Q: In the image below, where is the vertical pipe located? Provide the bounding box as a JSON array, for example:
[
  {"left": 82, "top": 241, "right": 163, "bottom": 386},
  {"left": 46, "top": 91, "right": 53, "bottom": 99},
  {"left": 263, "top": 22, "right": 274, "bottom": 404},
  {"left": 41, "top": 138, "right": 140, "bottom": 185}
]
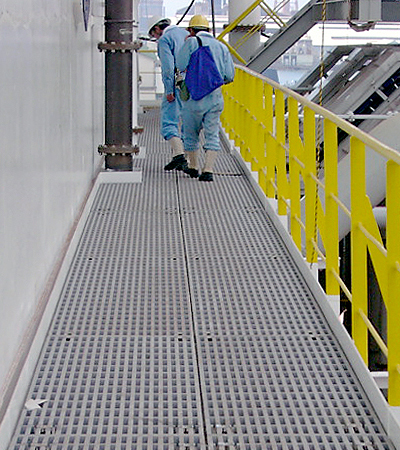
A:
[
  {"left": 132, "top": 0, "right": 139, "bottom": 150},
  {"left": 104, "top": 0, "right": 133, "bottom": 170}
]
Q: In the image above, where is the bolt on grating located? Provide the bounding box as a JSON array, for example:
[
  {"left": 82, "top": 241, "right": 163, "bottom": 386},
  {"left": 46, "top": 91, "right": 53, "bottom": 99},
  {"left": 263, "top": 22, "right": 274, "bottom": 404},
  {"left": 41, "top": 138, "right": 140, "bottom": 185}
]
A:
[{"left": 7, "top": 108, "right": 396, "bottom": 450}]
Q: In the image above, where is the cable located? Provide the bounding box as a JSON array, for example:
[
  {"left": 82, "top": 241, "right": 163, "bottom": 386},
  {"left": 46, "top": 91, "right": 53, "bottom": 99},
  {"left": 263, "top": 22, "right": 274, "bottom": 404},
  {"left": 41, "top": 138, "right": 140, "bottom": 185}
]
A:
[
  {"left": 176, "top": 0, "right": 196, "bottom": 25},
  {"left": 210, "top": 0, "right": 216, "bottom": 36},
  {"left": 176, "top": 0, "right": 216, "bottom": 35}
]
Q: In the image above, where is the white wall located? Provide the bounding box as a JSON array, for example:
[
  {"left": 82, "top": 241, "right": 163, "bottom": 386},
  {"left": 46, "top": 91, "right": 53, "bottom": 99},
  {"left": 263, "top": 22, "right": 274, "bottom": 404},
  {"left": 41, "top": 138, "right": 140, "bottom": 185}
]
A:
[
  {"left": 138, "top": 51, "right": 163, "bottom": 105},
  {"left": 0, "top": 0, "right": 104, "bottom": 440}
]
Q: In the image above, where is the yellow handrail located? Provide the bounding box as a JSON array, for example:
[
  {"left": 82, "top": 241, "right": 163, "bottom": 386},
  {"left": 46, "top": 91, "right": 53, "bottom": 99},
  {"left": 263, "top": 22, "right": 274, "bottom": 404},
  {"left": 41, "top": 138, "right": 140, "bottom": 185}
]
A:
[{"left": 221, "top": 65, "right": 400, "bottom": 406}]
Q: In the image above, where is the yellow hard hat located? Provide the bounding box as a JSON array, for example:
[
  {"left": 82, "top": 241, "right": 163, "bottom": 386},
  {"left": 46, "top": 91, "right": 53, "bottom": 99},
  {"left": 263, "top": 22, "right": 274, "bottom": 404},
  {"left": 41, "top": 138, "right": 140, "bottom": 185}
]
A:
[{"left": 188, "top": 15, "right": 209, "bottom": 30}]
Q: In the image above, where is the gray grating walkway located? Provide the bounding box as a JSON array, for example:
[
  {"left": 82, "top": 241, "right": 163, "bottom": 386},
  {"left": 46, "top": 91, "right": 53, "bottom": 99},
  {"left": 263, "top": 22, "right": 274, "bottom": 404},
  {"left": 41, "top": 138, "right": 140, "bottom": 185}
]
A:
[{"left": 9, "top": 108, "right": 395, "bottom": 449}]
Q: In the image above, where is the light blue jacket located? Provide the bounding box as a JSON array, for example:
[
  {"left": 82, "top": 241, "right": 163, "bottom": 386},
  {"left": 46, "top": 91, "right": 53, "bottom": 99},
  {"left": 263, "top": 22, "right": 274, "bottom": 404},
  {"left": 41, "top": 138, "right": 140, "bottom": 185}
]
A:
[
  {"left": 157, "top": 25, "right": 188, "bottom": 95},
  {"left": 176, "top": 31, "right": 235, "bottom": 87}
]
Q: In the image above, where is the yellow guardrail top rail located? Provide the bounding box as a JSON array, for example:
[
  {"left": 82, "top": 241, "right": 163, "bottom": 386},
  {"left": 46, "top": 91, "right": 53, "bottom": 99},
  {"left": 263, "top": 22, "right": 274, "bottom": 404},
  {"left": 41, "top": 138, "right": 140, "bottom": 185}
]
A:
[{"left": 221, "top": 65, "right": 400, "bottom": 406}]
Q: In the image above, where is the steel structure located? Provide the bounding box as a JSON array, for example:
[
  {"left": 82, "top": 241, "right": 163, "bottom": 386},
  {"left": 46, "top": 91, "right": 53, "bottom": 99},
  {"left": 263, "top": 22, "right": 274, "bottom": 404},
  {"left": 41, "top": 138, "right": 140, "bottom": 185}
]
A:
[{"left": 246, "top": 0, "right": 400, "bottom": 73}]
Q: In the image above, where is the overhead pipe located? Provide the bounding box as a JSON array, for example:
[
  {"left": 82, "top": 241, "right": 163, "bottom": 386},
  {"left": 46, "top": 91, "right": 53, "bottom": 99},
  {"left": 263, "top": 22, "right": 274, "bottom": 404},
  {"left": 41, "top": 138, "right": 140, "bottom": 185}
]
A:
[{"left": 98, "top": 0, "right": 141, "bottom": 170}]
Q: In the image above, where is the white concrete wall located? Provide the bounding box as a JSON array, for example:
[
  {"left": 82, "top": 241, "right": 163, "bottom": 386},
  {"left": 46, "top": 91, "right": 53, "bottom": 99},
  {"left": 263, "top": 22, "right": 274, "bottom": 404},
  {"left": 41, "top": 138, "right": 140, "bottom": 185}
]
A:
[{"left": 0, "top": 0, "right": 104, "bottom": 440}]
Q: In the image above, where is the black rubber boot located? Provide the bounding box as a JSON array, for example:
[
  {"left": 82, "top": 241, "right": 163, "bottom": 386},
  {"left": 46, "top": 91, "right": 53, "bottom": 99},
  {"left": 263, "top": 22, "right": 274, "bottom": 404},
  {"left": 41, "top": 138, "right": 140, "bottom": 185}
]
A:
[
  {"left": 164, "top": 154, "right": 188, "bottom": 171},
  {"left": 184, "top": 168, "right": 199, "bottom": 178},
  {"left": 199, "top": 172, "right": 213, "bottom": 182}
]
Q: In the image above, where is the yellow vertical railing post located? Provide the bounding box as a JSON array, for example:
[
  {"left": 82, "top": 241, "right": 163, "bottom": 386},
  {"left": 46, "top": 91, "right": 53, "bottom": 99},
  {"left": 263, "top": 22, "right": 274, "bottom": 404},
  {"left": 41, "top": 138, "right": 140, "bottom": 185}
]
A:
[
  {"left": 248, "top": 75, "right": 264, "bottom": 173},
  {"left": 276, "top": 90, "right": 288, "bottom": 218},
  {"left": 350, "top": 137, "right": 368, "bottom": 364},
  {"left": 288, "top": 96, "right": 301, "bottom": 250},
  {"left": 239, "top": 105, "right": 247, "bottom": 158},
  {"left": 247, "top": 73, "right": 256, "bottom": 168},
  {"left": 256, "top": 122, "right": 266, "bottom": 184},
  {"left": 258, "top": 125, "right": 267, "bottom": 194},
  {"left": 254, "top": 77, "right": 264, "bottom": 176},
  {"left": 235, "top": 70, "right": 245, "bottom": 151},
  {"left": 231, "top": 72, "right": 241, "bottom": 147},
  {"left": 264, "top": 83, "right": 275, "bottom": 198},
  {"left": 235, "top": 100, "right": 242, "bottom": 148},
  {"left": 241, "top": 73, "right": 251, "bottom": 162},
  {"left": 387, "top": 160, "right": 400, "bottom": 405},
  {"left": 221, "top": 83, "right": 233, "bottom": 138},
  {"left": 304, "top": 106, "right": 317, "bottom": 263},
  {"left": 324, "top": 119, "right": 340, "bottom": 298},
  {"left": 246, "top": 71, "right": 254, "bottom": 164}
]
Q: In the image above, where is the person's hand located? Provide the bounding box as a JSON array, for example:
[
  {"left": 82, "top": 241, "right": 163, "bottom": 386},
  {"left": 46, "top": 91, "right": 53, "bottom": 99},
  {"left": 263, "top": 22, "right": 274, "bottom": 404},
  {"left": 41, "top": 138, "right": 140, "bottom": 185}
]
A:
[{"left": 166, "top": 93, "right": 175, "bottom": 102}]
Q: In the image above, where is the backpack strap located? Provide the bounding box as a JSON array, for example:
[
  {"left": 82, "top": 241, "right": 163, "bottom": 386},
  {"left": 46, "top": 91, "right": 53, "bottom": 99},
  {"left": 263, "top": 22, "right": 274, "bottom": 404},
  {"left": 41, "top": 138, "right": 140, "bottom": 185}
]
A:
[{"left": 195, "top": 36, "right": 203, "bottom": 47}]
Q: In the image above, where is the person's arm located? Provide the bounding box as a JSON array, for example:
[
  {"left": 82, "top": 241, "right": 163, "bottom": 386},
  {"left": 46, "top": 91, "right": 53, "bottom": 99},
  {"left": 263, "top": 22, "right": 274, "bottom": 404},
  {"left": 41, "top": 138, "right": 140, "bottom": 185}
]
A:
[{"left": 158, "top": 37, "right": 175, "bottom": 97}]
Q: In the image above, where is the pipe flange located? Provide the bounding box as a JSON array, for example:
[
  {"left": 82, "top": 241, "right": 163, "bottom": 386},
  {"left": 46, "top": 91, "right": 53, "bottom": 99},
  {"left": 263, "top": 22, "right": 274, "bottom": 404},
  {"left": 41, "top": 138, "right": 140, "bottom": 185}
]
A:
[
  {"left": 98, "top": 144, "right": 140, "bottom": 155},
  {"left": 98, "top": 41, "right": 143, "bottom": 52}
]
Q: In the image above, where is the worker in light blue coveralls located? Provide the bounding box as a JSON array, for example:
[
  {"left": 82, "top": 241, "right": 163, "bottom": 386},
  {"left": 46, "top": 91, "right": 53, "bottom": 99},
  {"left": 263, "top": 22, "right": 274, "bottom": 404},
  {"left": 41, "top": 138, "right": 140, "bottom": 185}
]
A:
[
  {"left": 176, "top": 15, "right": 235, "bottom": 182},
  {"left": 148, "top": 17, "right": 189, "bottom": 171}
]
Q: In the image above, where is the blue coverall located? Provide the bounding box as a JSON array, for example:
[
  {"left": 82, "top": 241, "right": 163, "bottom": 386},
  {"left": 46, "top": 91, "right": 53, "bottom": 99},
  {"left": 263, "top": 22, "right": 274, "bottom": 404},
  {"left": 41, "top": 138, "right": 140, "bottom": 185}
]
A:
[
  {"left": 157, "top": 25, "right": 188, "bottom": 141},
  {"left": 176, "top": 31, "right": 235, "bottom": 153}
]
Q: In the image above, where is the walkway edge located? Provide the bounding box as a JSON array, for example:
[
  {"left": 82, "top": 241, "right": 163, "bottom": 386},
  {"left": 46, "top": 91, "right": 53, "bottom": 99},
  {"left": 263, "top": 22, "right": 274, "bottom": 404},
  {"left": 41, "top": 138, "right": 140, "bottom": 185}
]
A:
[{"left": 0, "top": 163, "right": 103, "bottom": 450}]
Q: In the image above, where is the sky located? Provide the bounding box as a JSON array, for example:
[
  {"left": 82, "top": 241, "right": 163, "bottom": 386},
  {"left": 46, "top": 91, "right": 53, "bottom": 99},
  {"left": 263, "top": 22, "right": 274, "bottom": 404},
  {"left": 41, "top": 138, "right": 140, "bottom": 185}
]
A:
[{"left": 165, "top": 0, "right": 309, "bottom": 17}]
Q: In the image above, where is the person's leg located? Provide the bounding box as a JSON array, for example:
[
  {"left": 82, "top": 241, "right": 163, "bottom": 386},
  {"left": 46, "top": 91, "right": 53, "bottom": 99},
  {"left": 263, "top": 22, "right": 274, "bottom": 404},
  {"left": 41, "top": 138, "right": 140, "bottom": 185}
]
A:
[
  {"left": 161, "top": 96, "right": 187, "bottom": 171},
  {"left": 184, "top": 150, "right": 199, "bottom": 178},
  {"left": 160, "top": 95, "right": 182, "bottom": 141},
  {"left": 181, "top": 101, "right": 204, "bottom": 178},
  {"left": 199, "top": 92, "right": 224, "bottom": 182},
  {"left": 164, "top": 135, "right": 187, "bottom": 171},
  {"left": 181, "top": 100, "right": 203, "bottom": 153}
]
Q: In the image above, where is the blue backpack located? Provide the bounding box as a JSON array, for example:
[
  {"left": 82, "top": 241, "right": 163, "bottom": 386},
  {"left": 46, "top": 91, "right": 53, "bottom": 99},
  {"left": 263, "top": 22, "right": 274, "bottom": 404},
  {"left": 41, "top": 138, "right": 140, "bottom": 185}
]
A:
[{"left": 184, "top": 36, "right": 224, "bottom": 101}]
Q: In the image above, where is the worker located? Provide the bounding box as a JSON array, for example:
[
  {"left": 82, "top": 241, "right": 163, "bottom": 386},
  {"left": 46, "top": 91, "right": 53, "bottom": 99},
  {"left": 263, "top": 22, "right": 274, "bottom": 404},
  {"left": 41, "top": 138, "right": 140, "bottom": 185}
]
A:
[
  {"left": 148, "top": 16, "right": 189, "bottom": 171},
  {"left": 176, "top": 15, "right": 235, "bottom": 182}
]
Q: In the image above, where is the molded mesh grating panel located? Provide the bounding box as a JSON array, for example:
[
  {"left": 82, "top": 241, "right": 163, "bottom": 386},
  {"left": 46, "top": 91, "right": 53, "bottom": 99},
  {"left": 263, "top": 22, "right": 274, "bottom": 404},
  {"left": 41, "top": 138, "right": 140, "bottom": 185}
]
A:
[{"left": 8, "top": 108, "right": 395, "bottom": 450}]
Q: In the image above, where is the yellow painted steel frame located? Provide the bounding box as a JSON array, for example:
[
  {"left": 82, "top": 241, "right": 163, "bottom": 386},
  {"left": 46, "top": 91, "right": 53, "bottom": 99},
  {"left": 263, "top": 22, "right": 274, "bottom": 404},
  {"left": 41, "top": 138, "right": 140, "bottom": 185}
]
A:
[
  {"left": 216, "top": 0, "right": 287, "bottom": 65},
  {"left": 221, "top": 66, "right": 400, "bottom": 405}
]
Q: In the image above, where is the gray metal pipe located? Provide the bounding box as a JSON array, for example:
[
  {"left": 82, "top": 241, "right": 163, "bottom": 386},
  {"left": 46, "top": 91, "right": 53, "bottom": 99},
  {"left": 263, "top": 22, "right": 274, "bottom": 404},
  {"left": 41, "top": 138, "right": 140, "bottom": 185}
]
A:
[{"left": 103, "top": 0, "right": 133, "bottom": 170}]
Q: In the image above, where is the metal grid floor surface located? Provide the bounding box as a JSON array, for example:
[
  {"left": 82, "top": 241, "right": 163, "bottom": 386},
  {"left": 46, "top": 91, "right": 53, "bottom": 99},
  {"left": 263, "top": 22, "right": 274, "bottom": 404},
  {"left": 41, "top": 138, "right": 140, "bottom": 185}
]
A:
[{"left": 9, "top": 109, "right": 395, "bottom": 450}]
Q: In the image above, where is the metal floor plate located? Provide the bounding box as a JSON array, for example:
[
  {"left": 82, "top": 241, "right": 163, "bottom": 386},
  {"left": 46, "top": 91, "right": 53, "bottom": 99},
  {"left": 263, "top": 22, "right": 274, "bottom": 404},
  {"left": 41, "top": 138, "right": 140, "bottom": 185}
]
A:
[{"left": 8, "top": 109, "right": 395, "bottom": 450}]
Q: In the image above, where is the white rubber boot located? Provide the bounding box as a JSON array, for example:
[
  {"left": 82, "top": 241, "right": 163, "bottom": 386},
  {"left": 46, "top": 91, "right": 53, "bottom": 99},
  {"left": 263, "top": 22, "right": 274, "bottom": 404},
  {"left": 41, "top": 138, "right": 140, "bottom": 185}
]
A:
[
  {"left": 184, "top": 151, "right": 199, "bottom": 178},
  {"left": 169, "top": 136, "right": 184, "bottom": 157},
  {"left": 203, "top": 150, "right": 218, "bottom": 172},
  {"left": 200, "top": 150, "right": 218, "bottom": 182},
  {"left": 164, "top": 137, "right": 187, "bottom": 171},
  {"left": 185, "top": 150, "right": 199, "bottom": 169}
]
